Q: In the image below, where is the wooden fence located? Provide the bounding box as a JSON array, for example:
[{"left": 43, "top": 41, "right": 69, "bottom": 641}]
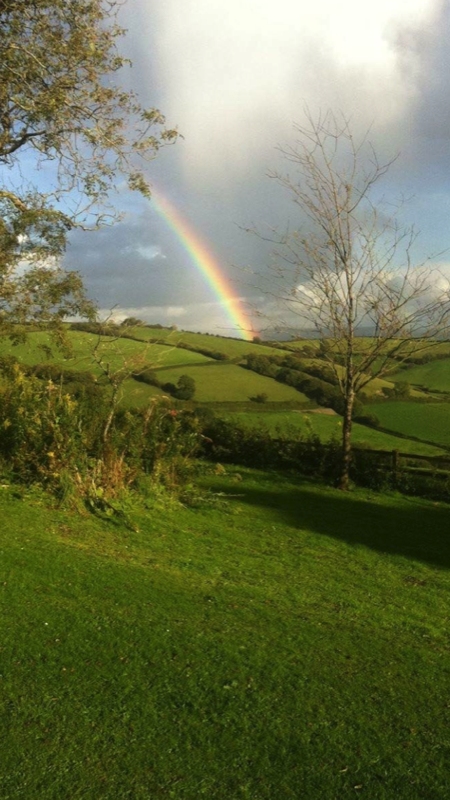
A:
[{"left": 354, "top": 448, "right": 450, "bottom": 482}]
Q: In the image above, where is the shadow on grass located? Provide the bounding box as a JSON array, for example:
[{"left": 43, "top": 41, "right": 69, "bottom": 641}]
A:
[{"left": 217, "top": 479, "right": 450, "bottom": 569}]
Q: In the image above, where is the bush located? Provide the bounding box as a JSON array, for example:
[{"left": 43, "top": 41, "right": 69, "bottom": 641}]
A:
[
  {"left": 249, "top": 392, "right": 268, "bottom": 403},
  {"left": 174, "top": 375, "right": 196, "bottom": 400},
  {"left": 132, "top": 368, "right": 161, "bottom": 387},
  {"left": 382, "top": 381, "right": 411, "bottom": 400},
  {"left": 162, "top": 382, "right": 177, "bottom": 395},
  {"left": 0, "top": 366, "right": 202, "bottom": 509},
  {"left": 353, "top": 412, "right": 380, "bottom": 428},
  {"left": 200, "top": 416, "right": 342, "bottom": 481}
]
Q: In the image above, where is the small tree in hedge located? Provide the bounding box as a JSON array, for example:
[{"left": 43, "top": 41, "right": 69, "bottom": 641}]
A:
[{"left": 175, "top": 375, "right": 196, "bottom": 401}]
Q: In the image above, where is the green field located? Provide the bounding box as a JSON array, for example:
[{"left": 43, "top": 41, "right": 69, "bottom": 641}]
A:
[
  {"left": 366, "top": 402, "right": 450, "bottom": 447},
  {"left": 0, "top": 331, "right": 213, "bottom": 374},
  {"left": 390, "top": 359, "right": 450, "bottom": 392},
  {"left": 124, "top": 327, "right": 288, "bottom": 358},
  {"left": 154, "top": 363, "right": 308, "bottom": 403},
  {"left": 223, "top": 410, "right": 445, "bottom": 456},
  {"left": 2, "top": 468, "right": 450, "bottom": 798}
]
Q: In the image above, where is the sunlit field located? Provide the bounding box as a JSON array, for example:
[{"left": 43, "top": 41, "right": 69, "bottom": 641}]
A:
[
  {"left": 223, "top": 410, "right": 445, "bottom": 456},
  {"left": 0, "top": 331, "right": 213, "bottom": 373},
  {"left": 2, "top": 468, "right": 450, "bottom": 799},
  {"left": 153, "top": 363, "right": 308, "bottom": 403},
  {"left": 390, "top": 359, "right": 450, "bottom": 392},
  {"left": 365, "top": 402, "right": 450, "bottom": 448}
]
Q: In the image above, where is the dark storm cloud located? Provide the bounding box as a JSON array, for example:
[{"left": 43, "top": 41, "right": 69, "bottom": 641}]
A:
[{"left": 64, "top": 212, "right": 210, "bottom": 311}]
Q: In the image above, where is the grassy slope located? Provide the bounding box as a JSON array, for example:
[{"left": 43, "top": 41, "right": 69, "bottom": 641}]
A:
[
  {"left": 223, "top": 410, "right": 445, "bottom": 456},
  {"left": 125, "top": 328, "right": 288, "bottom": 358},
  {"left": 297, "top": 357, "right": 427, "bottom": 399},
  {"left": 0, "top": 332, "right": 213, "bottom": 374},
  {"left": 1, "top": 470, "right": 450, "bottom": 799},
  {"left": 155, "top": 364, "right": 308, "bottom": 403},
  {"left": 366, "top": 402, "right": 450, "bottom": 448},
  {"left": 390, "top": 359, "right": 450, "bottom": 392}
]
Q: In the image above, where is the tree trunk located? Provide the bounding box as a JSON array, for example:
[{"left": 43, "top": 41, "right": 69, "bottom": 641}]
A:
[{"left": 339, "top": 389, "right": 354, "bottom": 490}]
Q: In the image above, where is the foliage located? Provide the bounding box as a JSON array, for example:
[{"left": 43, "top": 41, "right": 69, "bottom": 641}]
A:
[
  {"left": 174, "top": 374, "right": 196, "bottom": 400},
  {"left": 132, "top": 367, "right": 161, "bottom": 388},
  {"left": 353, "top": 411, "right": 380, "bottom": 428},
  {"left": 120, "top": 317, "right": 145, "bottom": 328},
  {"left": 0, "top": 366, "right": 201, "bottom": 509},
  {"left": 382, "top": 381, "right": 411, "bottom": 400},
  {"left": 175, "top": 341, "right": 230, "bottom": 361},
  {"left": 162, "top": 381, "right": 177, "bottom": 395},
  {"left": 201, "top": 416, "right": 342, "bottom": 482},
  {"left": 249, "top": 392, "right": 268, "bottom": 403},
  {"left": 0, "top": 0, "right": 177, "bottom": 338},
  {"left": 201, "top": 413, "right": 450, "bottom": 500}
]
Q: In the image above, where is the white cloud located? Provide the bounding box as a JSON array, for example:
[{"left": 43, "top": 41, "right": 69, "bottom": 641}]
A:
[
  {"left": 145, "top": 0, "right": 441, "bottom": 183},
  {"left": 136, "top": 245, "right": 165, "bottom": 260}
]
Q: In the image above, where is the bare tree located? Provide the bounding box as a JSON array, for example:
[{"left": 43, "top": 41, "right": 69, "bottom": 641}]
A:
[{"left": 251, "top": 110, "right": 450, "bottom": 489}]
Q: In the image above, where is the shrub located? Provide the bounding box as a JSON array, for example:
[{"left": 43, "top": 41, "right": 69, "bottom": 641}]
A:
[
  {"left": 382, "top": 381, "right": 411, "bottom": 400},
  {"left": 162, "top": 382, "right": 177, "bottom": 394},
  {"left": 120, "top": 317, "right": 144, "bottom": 327},
  {"left": 250, "top": 392, "right": 268, "bottom": 403},
  {"left": 0, "top": 367, "right": 201, "bottom": 510},
  {"left": 200, "top": 416, "right": 342, "bottom": 482},
  {"left": 353, "top": 412, "right": 380, "bottom": 427},
  {"left": 132, "top": 368, "right": 161, "bottom": 387},
  {"left": 174, "top": 374, "right": 196, "bottom": 400},
  {"left": 394, "top": 381, "right": 411, "bottom": 399}
]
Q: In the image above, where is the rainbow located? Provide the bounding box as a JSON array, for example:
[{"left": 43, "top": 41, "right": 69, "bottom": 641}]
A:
[{"left": 150, "top": 191, "right": 254, "bottom": 340}]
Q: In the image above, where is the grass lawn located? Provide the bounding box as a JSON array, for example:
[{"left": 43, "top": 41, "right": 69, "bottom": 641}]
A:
[
  {"left": 155, "top": 364, "right": 308, "bottom": 403},
  {"left": 223, "top": 410, "right": 445, "bottom": 456},
  {"left": 0, "top": 332, "right": 213, "bottom": 374},
  {"left": 390, "top": 359, "right": 450, "bottom": 392},
  {"left": 1, "top": 469, "right": 450, "bottom": 798},
  {"left": 366, "top": 402, "right": 450, "bottom": 448}
]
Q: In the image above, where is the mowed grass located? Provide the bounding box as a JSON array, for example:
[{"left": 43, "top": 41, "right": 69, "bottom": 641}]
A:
[
  {"left": 0, "top": 332, "right": 213, "bottom": 374},
  {"left": 390, "top": 359, "right": 450, "bottom": 392},
  {"left": 366, "top": 402, "right": 450, "bottom": 447},
  {"left": 223, "top": 410, "right": 445, "bottom": 456},
  {"left": 155, "top": 364, "right": 308, "bottom": 403},
  {"left": 2, "top": 469, "right": 450, "bottom": 798},
  {"left": 125, "top": 327, "right": 287, "bottom": 358}
]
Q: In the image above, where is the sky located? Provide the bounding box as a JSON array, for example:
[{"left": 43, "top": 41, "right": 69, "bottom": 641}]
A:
[{"left": 62, "top": 0, "right": 450, "bottom": 338}]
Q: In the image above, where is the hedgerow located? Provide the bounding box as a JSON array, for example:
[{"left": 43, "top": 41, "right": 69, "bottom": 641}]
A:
[{"left": 0, "top": 365, "right": 201, "bottom": 512}]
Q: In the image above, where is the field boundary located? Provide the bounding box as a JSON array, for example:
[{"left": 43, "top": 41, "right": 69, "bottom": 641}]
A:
[{"left": 356, "top": 447, "right": 450, "bottom": 480}]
